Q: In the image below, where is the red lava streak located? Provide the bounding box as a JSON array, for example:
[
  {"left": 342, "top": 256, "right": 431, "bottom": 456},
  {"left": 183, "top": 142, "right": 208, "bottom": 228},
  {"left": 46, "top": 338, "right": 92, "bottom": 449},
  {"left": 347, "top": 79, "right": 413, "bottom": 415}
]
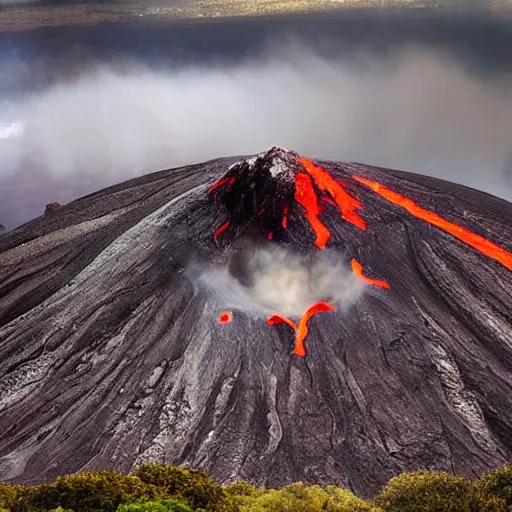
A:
[
  {"left": 294, "top": 173, "right": 331, "bottom": 249},
  {"left": 351, "top": 259, "right": 391, "bottom": 289},
  {"left": 214, "top": 221, "right": 230, "bottom": 242},
  {"left": 299, "top": 157, "right": 366, "bottom": 231},
  {"left": 208, "top": 176, "right": 236, "bottom": 193},
  {"left": 282, "top": 204, "right": 289, "bottom": 229},
  {"left": 353, "top": 176, "right": 512, "bottom": 271},
  {"left": 267, "top": 301, "right": 336, "bottom": 357},
  {"left": 208, "top": 176, "right": 228, "bottom": 193},
  {"left": 218, "top": 311, "right": 233, "bottom": 324}
]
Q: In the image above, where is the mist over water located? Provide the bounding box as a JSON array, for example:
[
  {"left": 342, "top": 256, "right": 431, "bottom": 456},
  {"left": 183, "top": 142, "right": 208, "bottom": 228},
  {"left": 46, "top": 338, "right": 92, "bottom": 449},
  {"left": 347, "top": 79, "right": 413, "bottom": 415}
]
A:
[{"left": 1, "top": 16, "right": 512, "bottom": 228}]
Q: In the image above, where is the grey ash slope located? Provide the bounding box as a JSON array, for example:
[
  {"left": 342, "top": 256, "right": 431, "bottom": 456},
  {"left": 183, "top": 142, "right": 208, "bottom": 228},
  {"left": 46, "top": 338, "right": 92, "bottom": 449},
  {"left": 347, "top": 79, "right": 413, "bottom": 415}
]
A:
[{"left": 0, "top": 148, "right": 511, "bottom": 497}]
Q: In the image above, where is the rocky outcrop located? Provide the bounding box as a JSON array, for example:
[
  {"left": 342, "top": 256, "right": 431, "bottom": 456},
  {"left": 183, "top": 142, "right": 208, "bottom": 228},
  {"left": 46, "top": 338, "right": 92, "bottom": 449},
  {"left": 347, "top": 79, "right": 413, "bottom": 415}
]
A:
[
  {"left": 44, "top": 202, "right": 62, "bottom": 215},
  {"left": 0, "top": 148, "right": 511, "bottom": 496}
]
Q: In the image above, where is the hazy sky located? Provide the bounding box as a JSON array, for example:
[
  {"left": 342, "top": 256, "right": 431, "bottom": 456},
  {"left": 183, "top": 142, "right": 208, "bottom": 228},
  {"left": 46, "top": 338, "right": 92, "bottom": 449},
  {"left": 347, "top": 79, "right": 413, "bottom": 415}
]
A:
[{"left": 0, "top": 13, "right": 511, "bottom": 228}]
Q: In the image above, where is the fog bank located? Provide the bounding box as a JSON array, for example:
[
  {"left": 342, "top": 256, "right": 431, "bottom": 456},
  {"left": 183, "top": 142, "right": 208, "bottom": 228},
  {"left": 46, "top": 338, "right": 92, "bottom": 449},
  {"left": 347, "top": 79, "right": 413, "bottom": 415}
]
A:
[{"left": 1, "top": 43, "right": 511, "bottom": 227}]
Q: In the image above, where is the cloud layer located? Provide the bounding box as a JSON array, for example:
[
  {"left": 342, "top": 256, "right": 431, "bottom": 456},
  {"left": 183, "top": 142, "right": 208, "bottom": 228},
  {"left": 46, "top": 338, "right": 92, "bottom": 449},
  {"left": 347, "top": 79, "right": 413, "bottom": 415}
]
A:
[{"left": 1, "top": 42, "right": 511, "bottom": 227}]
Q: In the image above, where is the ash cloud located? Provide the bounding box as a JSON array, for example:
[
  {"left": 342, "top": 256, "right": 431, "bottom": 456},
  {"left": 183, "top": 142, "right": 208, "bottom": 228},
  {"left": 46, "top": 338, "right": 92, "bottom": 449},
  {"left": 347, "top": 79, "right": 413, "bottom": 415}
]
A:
[
  {"left": 1, "top": 42, "right": 512, "bottom": 227},
  {"left": 193, "top": 247, "right": 365, "bottom": 317}
]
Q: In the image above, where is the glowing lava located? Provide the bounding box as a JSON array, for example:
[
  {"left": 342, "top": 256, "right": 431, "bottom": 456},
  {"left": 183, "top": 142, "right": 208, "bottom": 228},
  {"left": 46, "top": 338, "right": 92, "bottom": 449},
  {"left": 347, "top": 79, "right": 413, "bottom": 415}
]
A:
[
  {"left": 208, "top": 176, "right": 235, "bottom": 194},
  {"left": 299, "top": 157, "right": 366, "bottom": 231},
  {"left": 354, "top": 176, "right": 512, "bottom": 271},
  {"left": 267, "top": 301, "right": 336, "bottom": 357},
  {"left": 214, "top": 221, "right": 230, "bottom": 242},
  {"left": 294, "top": 173, "right": 331, "bottom": 249},
  {"left": 218, "top": 311, "right": 233, "bottom": 324},
  {"left": 351, "top": 258, "right": 390, "bottom": 289},
  {"left": 282, "top": 204, "right": 289, "bottom": 229}
]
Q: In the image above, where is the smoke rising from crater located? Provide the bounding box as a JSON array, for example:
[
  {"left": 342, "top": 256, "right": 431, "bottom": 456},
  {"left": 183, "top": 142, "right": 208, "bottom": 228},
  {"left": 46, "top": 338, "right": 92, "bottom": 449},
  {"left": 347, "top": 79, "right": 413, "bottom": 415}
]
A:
[
  {"left": 1, "top": 42, "right": 512, "bottom": 228},
  {"left": 194, "top": 246, "right": 365, "bottom": 317}
]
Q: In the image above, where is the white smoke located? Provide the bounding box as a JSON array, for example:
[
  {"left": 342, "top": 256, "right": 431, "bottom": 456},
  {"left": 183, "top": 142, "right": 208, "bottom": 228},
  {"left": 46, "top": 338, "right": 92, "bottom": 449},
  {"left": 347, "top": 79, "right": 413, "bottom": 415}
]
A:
[
  {"left": 194, "top": 246, "right": 365, "bottom": 317},
  {"left": 1, "top": 43, "right": 512, "bottom": 227}
]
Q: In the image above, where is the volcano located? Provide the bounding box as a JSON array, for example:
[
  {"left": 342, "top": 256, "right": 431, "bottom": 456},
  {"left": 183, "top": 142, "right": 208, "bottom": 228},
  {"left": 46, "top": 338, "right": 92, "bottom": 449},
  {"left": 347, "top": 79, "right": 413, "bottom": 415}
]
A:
[{"left": 0, "top": 147, "right": 511, "bottom": 497}]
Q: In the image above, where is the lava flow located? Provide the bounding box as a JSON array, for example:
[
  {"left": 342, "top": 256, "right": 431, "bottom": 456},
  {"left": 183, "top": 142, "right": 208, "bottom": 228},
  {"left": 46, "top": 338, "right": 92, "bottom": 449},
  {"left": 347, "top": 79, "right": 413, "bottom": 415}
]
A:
[
  {"left": 294, "top": 173, "right": 331, "bottom": 249},
  {"left": 282, "top": 204, "right": 289, "bottom": 229},
  {"left": 218, "top": 311, "right": 233, "bottom": 324},
  {"left": 351, "top": 258, "right": 390, "bottom": 289},
  {"left": 293, "top": 158, "right": 367, "bottom": 249},
  {"left": 299, "top": 157, "right": 366, "bottom": 231},
  {"left": 214, "top": 221, "right": 230, "bottom": 243},
  {"left": 208, "top": 176, "right": 236, "bottom": 194},
  {"left": 267, "top": 301, "right": 336, "bottom": 357},
  {"left": 354, "top": 176, "right": 512, "bottom": 271}
]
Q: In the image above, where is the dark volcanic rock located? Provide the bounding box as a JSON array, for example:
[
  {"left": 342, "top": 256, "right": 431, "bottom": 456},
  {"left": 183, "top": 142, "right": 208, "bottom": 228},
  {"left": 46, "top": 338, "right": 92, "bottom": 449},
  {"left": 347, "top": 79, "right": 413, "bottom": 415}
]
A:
[
  {"left": 0, "top": 148, "right": 511, "bottom": 496},
  {"left": 44, "top": 202, "right": 62, "bottom": 215}
]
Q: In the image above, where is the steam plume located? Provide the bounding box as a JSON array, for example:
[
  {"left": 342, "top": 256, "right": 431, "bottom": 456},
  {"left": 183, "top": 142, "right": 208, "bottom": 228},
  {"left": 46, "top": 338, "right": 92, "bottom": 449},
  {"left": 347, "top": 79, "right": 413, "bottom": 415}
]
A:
[{"left": 194, "top": 246, "right": 365, "bottom": 317}]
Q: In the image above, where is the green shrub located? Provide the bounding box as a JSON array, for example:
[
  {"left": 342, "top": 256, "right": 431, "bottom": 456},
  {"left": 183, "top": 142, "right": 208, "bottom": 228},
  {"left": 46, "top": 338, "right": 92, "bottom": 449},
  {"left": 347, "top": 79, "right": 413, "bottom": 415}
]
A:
[
  {"left": 116, "top": 499, "right": 193, "bottom": 512},
  {"left": 479, "top": 465, "right": 512, "bottom": 509},
  {"left": 373, "top": 470, "right": 507, "bottom": 512},
  {"left": 227, "top": 482, "right": 379, "bottom": 512},
  {"left": 12, "top": 471, "right": 161, "bottom": 512},
  {"left": 230, "top": 484, "right": 323, "bottom": 512},
  {"left": 224, "top": 482, "right": 261, "bottom": 498},
  {"left": 134, "top": 465, "right": 230, "bottom": 512},
  {"left": 325, "top": 485, "right": 382, "bottom": 512},
  {"left": 0, "top": 484, "right": 23, "bottom": 510}
]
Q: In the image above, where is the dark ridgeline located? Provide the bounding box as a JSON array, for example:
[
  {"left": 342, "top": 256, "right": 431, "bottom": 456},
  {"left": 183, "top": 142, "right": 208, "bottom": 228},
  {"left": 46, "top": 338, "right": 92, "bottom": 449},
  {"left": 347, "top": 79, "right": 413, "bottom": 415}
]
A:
[
  {"left": 1, "top": 10, "right": 512, "bottom": 95},
  {"left": 0, "top": 148, "right": 511, "bottom": 496}
]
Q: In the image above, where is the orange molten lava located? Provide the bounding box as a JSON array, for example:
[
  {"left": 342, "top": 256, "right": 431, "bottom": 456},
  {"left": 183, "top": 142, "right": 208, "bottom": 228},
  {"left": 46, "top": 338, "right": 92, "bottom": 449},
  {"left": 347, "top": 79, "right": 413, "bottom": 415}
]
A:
[
  {"left": 353, "top": 176, "right": 512, "bottom": 271},
  {"left": 214, "top": 221, "right": 230, "bottom": 242},
  {"left": 294, "top": 173, "right": 331, "bottom": 249},
  {"left": 266, "top": 313, "right": 297, "bottom": 330},
  {"left": 299, "top": 157, "right": 366, "bottom": 231},
  {"left": 282, "top": 204, "right": 289, "bottom": 229},
  {"left": 266, "top": 301, "right": 336, "bottom": 357},
  {"left": 218, "top": 311, "right": 233, "bottom": 324},
  {"left": 208, "top": 176, "right": 235, "bottom": 193},
  {"left": 351, "top": 258, "right": 390, "bottom": 289}
]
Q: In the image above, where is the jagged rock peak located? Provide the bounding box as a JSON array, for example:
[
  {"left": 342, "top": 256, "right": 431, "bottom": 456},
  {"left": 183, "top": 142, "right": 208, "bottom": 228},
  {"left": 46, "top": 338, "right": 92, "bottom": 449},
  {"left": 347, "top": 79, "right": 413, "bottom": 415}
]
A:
[
  {"left": 209, "top": 147, "right": 304, "bottom": 242},
  {"left": 228, "top": 146, "right": 303, "bottom": 178},
  {"left": 44, "top": 202, "right": 62, "bottom": 216}
]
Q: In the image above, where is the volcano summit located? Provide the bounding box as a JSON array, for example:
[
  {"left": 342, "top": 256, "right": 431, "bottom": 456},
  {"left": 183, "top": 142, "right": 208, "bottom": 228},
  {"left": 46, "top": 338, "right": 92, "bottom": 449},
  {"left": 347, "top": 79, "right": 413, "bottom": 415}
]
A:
[{"left": 0, "top": 148, "right": 511, "bottom": 496}]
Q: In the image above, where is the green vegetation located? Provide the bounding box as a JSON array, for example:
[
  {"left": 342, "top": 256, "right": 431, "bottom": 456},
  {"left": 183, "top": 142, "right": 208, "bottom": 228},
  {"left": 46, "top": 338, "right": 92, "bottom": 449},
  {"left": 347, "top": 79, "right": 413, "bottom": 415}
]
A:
[
  {"left": 117, "top": 500, "right": 193, "bottom": 512},
  {"left": 372, "top": 469, "right": 508, "bottom": 512},
  {"left": 0, "top": 463, "right": 510, "bottom": 512},
  {"left": 478, "top": 464, "right": 512, "bottom": 509}
]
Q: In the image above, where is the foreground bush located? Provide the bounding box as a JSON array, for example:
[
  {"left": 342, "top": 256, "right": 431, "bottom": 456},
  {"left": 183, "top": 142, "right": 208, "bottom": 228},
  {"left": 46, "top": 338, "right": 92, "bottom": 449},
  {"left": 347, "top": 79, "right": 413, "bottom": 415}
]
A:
[
  {"left": 11, "top": 471, "right": 162, "bottom": 512},
  {"left": 0, "top": 485, "right": 22, "bottom": 510},
  {"left": 373, "top": 470, "right": 508, "bottom": 512},
  {"left": 325, "top": 486, "right": 382, "bottom": 512},
  {"left": 1, "top": 463, "right": 511, "bottom": 512},
  {"left": 117, "top": 500, "right": 193, "bottom": 512},
  {"left": 134, "top": 465, "right": 231, "bottom": 512},
  {"left": 479, "top": 464, "right": 512, "bottom": 509},
  {"left": 226, "top": 481, "right": 382, "bottom": 512}
]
